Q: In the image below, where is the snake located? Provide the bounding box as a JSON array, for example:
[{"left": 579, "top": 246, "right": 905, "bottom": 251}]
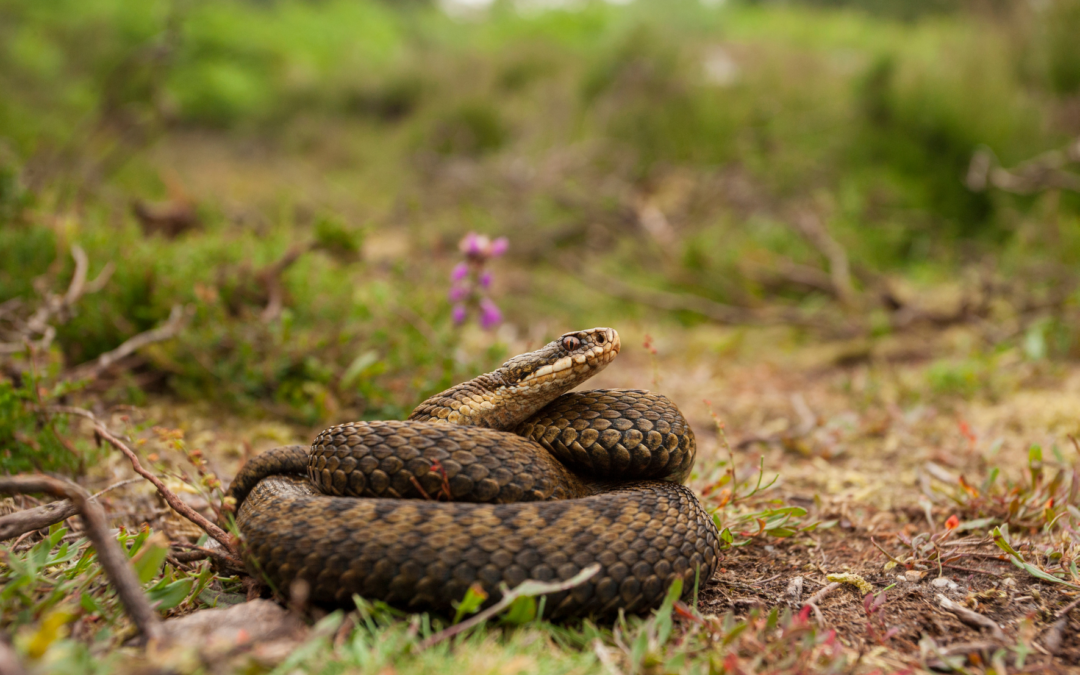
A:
[{"left": 228, "top": 327, "right": 721, "bottom": 618}]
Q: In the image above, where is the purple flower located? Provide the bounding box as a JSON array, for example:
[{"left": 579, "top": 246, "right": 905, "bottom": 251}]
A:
[
  {"left": 451, "top": 262, "right": 469, "bottom": 282},
  {"left": 459, "top": 232, "right": 487, "bottom": 256},
  {"left": 479, "top": 271, "right": 492, "bottom": 289},
  {"left": 452, "top": 304, "right": 467, "bottom": 324},
  {"left": 448, "top": 285, "right": 468, "bottom": 302},
  {"left": 479, "top": 298, "right": 502, "bottom": 329},
  {"left": 457, "top": 232, "right": 507, "bottom": 259}
]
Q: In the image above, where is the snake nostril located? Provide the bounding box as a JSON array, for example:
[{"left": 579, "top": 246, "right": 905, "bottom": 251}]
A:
[{"left": 596, "top": 333, "right": 605, "bottom": 344}]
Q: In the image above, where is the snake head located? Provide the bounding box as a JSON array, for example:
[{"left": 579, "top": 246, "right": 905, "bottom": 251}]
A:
[
  {"left": 408, "top": 327, "right": 620, "bottom": 430},
  {"left": 505, "top": 327, "right": 620, "bottom": 389}
]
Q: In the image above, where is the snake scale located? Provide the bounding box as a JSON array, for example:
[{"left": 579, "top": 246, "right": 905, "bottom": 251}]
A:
[{"left": 228, "top": 327, "right": 721, "bottom": 618}]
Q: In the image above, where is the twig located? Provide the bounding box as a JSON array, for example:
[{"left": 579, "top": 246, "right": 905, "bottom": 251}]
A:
[
  {"left": 258, "top": 245, "right": 306, "bottom": 323},
  {"left": 942, "top": 564, "right": 1003, "bottom": 579},
  {"left": 64, "top": 304, "right": 189, "bottom": 382},
  {"left": 169, "top": 542, "right": 243, "bottom": 570},
  {"left": 62, "top": 244, "right": 90, "bottom": 308},
  {"left": 0, "top": 478, "right": 142, "bottom": 541},
  {"left": 0, "top": 245, "right": 118, "bottom": 356},
  {"left": 790, "top": 211, "right": 857, "bottom": 308},
  {"left": 417, "top": 564, "right": 601, "bottom": 650},
  {"left": 936, "top": 594, "right": 1006, "bottom": 641},
  {"left": 801, "top": 581, "right": 839, "bottom": 625},
  {"left": 91, "top": 422, "right": 238, "bottom": 558},
  {"left": 84, "top": 261, "right": 116, "bottom": 294},
  {"left": 1042, "top": 595, "right": 1080, "bottom": 655},
  {"left": 0, "top": 475, "right": 163, "bottom": 642},
  {"left": 869, "top": 538, "right": 903, "bottom": 565},
  {"left": 1054, "top": 594, "right": 1080, "bottom": 620},
  {"left": 967, "top": 137, "right": 1080, "bottom": 195},
  {"left": 805, "top": 581, "right": 840, "bottom": 607}
]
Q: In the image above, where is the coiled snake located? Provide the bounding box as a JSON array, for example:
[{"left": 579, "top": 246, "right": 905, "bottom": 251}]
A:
[{"left": 228, "top": 327, "right": 721, "bottom": 618}]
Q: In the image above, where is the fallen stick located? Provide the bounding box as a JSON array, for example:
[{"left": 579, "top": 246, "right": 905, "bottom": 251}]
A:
[
  {"left": 805, "top": 581, "right": 840, "bottom": 607},
  {"left": 258, "top": 245, "right": 306, "bottom": 323},
  {"left": 0, "top": 478, "right": 142, "bottom": 541},
  {"left": 0, "top": 475, "right": 163, "bottom": 643},
  {"left": 91, "top": 423, "right": 239, "bottom": 559},
  {"left": 790, "top": 211, "right": 857, "bottom": 308},
  {"left": 0, "top": 246, "right": 112, "bottom": 355},
  {"left": 170, "top": 542, "right": 243, "bottom": 570},
  {"left": 1042, "top": 595, "right": 1080, "bottom": 655},
  {"left": 802, "top": 581, "right": 839, "bottom": 625},
  {"left": 936, "top": 594, "right": 1006, "bottom": 642},
  {"left": 942, "top": 563, "right": 1003, "bottom": 578},
  {"left": 967, "top": 137, "right": 1080, "bottom": 195},
  {"left": 64, "top": 303, "right": 188, "bottom": 382}
]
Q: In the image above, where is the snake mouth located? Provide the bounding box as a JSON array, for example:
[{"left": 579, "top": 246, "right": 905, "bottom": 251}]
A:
[{"left": 513, "top": 327, "right": 620, "bottom": 387}]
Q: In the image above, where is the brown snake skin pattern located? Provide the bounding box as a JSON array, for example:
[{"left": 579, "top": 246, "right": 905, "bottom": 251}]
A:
[{"left": 230, "top": 328, "right": 721, "bottom": 617}]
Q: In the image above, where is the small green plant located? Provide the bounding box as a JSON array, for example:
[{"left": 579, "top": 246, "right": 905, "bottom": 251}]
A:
[
  {"left": 0, "top": 374, "right": 93, "bottom": 475},
  {"left": 929, "top": 444, "right": 1079, "bottom": 532},
  {"left": 700, "top": 403, "right": 836, "bottom": 548},
  {"left": 428, "top": 101, "right": 509, "bottom": 157},
  {"left": 925, "top": 358, "right": 988, "bottom": 400},
  {"left": 1, "top": 523, "right": 221, "bottom": 664}
]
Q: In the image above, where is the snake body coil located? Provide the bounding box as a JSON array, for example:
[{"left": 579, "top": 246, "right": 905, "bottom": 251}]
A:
[{"left": 230, "top": 327, "right": 721, "bottom": 617}]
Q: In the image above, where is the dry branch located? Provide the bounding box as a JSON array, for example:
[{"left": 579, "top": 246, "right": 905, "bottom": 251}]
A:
[
  {"left": 64, "top": 304, "right": 189, "bottom": 382},
  {"left": 801, "top": 581, "right": 840, "bottom": 625},
  {"left": 90, "top": 423, "right": 239, "bottom": 560},
  {"left": 258, "top": 245, "right": 306, "bottom": 323},
  {"left": 804, "top": 582, "right": 839, "bottom": 608},
  {"left": 0, "top": 475, "right": 163, "bottom": 642},
  {"left": 169, "top": 542, "right": 241, "bottom": 569},
  {"left": 1042, "top": 595, "right": 1080, "bottom": 655},
  {"left": 0, "top": 245, "right": 115, "bottom": 357},
  {"left": 789, "top": 211, "right": 857, "bottom": 308},
  {"left": 936, "top": 594, "right": 1006, "bottom": 641},
  {"left": 0, "top": 478, "right": 141, "bottom": 541},
  {"left": 967, "top": 137, "right": 1080, "bottom": 194},
  {"left": 0, "top": 246, "right": 102, "bottom": 355}
]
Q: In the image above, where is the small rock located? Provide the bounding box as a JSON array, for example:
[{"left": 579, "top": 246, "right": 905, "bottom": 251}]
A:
[
  {"left": 931, "top": 577, "right": 958, "bottom": 591},
  {"left": 160, "top": 599, "right": 307, "bottom": 655}
]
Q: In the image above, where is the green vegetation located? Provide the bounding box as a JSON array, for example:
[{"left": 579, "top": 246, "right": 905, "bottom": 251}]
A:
[
  {"left": 1, "top": 0, "right": 1077, "bottom": 425},
  {"left": 3, "top": 0, "right": 1080, "bottom": 672}
]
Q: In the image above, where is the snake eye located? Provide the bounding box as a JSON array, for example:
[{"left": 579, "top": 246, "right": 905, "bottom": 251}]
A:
[{"left": 561, "top": 336, "right": 580, "bottom": 351}]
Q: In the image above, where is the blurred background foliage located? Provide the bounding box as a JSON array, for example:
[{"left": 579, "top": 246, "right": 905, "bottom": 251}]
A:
[{"left": 1, "top": 0, "right": 1079, "bottom": 471}]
